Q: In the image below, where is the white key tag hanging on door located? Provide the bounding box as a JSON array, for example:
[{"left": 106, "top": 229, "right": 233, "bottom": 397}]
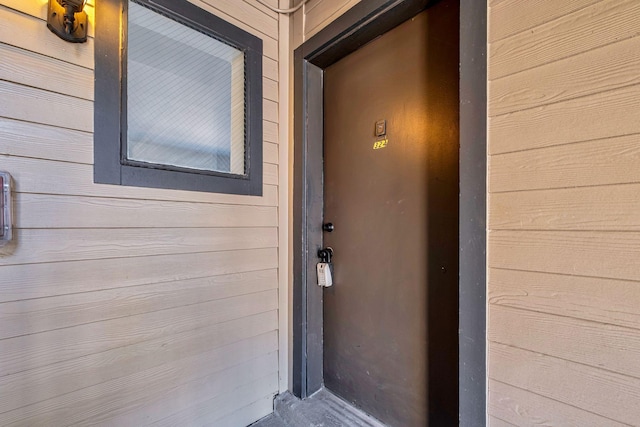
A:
[
  {"left": 317, "top": 262, "right": 333, "bottom": 287},
  {"left": 317, "top": 247, "right": 334, "bottom": 287}
]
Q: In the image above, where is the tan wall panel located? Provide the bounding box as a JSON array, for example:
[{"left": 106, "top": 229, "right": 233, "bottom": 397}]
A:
[
  {"left": 488, "top": 0, "right": 600, "bottom": 43},
  {"left": 77, "top": 353, "right": 278, "bottom": 426},
  {"left": 0, "top": 92, "right": 277, "bottom": 167},
  {"left": 183, "top": 0, "right": 279, "bottom": 60},
  {"left": 2, "top": 0, "right": 95, "bottom": 37},
  {"left": 3, "top": 156, "right": 278, "bottom": 205},
  {"left": 263, "top": 34, "right": 279, "bottom": 62},
  {"left": 2, "top": 343, "right": 278, "bottom": 426},
  {"left": 264, "top": 141, "right": 279, "bottom": 164},
  {"left": 0, "top": 312, "right": 278, "bottom": 414},
  {"left": 0, "top": 290, "right": 277, "bottom": 377},
  {"left": 489, "top": 0, "right": 640, "bottom": 79},
  {"left": 488, "top": 416, "right": 515, "bottom": 427},
  {"left": 147, "top": 371, "right": 278, "bottom": 427},
  {"left": 264, "top": 76, "right": 278, "bottom": 102},
  {"left": 489, "top": 268, "right": 640, "bottom": 331},
  {"left": 0, "top": 0, "right": 284, "bottom": 425},
  {"left": 1, "top": 227, "right": 278, "bottom": 266},
  {"left": 489, "top": 380, "right": 627, "bottom": 427},
  {"left": 0, "top": 80, "right": 93, "bottom": 133},
  {"left": 265, "top": 162, "right": 279, "bottom": 185},
  {"left": 0, "top": 38, "right": 278, "bottom": 104},
  {"left": 490, "top": 305, "right": 640, "bottom": 377},
  {"left": 490, "top": 35, "right": 640, "bottom": 116},
  {"left": 196, "top": 0, "right": 278, "bottom": 39},
  {"left": 490, "top": 230, "right": 640, "bottom": 281},
  {"left": 488, "top": 5, "right": 640, "bottom": 427},
  {"left": 0, "top": 42, "right": 94, "bottom": 100},
  {"left": 0, "top": 1, "right": 277, "bottom": 62},
  {"left": 489, "top": 83, "right": 640, "bottom": 154},
  {"left": 264, "top": 98, "right": 279, "bottom": 123},
  {"left": 0, "top": 269, "right": 278, "bottom": 340},
  {"left": 0, "top": 248, "right": 278, "bottom": 302},
  {"left": 292, "top": 0, "right": 362, "bottom": 47},
  {"left": 490, "top": 184, "right": 640, "bottom": 231},
  {"left": 0, "top": 6, "right": 93, "bottom": 68},
  {"left": 489, "top": 343, "right": 640, "bottom": 425},
  {"left": 248, "top": 0, "right": 278, "bottom": 18},
  {"left": 215, "top": 395, "right": 275, "bottom": 427},
  {"left": 303, "top": 0, "right": 325, "bottom": 14},
  {"left": 264, "top": 56, "right": 279, "bottom": 81},
  {"left": 15, "top": 194, "right": 278, "bottom": 228},
  {"left": 0, "top": 117, "right": 93, "bottom": 164},
  {"left": 303, "top": 0, "right": 361, "bottom": 39},
  {"left": 265, "top": 119, "right": 279, "bottom": 144},
  {"left": 489, "top": 134, "right": 640, "bottom": 192}
]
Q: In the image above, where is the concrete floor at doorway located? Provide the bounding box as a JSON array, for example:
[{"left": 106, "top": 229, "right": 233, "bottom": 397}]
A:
[{"left": 251, "top": 389, "right": 386, "bottom": 427}]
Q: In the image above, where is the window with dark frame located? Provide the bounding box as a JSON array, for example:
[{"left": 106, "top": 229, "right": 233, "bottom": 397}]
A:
[{"left": 94, "top": 0, "right": 263, "bottom": 195}]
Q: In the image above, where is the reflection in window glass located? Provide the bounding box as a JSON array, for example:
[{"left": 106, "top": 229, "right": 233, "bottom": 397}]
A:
[{"left": 126, "top": 1, "right": 245, "bottom": 174}]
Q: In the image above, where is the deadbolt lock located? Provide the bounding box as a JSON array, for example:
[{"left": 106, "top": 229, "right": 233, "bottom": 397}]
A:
[
  {"left": 322, "top": 223, "right": 334, "bottom": 232},
  {"left": 318, "top": 247, "right": 333, "bottom": 263}
]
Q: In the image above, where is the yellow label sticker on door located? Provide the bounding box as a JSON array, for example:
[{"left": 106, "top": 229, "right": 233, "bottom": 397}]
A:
[{"left": 373, "top": 139, "right": 388, "bottom": 150}]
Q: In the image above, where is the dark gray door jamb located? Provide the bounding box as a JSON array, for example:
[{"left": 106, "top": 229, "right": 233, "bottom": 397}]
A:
[{"left": 292, "top": 1, "right": 487, "bottom": 424}]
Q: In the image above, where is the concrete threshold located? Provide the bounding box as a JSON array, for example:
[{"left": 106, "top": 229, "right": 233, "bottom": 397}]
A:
[{"left": 251, "top": 388, "right": 387, "bottom": 427}]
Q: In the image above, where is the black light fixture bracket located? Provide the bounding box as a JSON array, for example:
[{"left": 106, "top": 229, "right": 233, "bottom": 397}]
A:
[{"left": 47, "top": 0, "right": 88, "bottom": 43}]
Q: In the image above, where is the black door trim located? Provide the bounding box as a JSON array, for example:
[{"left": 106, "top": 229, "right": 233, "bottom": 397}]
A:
[
  {"left": 292, "top": 1, "right": 486, "bottom": 424},
  {"left": 459, "top": 0, "right": 488, "bottom": 424}
]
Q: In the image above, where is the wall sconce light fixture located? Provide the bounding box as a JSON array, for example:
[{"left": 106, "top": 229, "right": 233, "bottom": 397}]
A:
[{"left": 47, "top": 0, "right": 88, "bottom": 43}]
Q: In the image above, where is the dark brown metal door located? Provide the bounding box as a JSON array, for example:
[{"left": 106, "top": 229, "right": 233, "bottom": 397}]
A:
[{"left": 322, "top": 3, "right": 459, "bottom": 426}]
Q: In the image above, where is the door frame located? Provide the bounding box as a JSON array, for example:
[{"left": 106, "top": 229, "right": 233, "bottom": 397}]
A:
[{"left": 292, "top": 0, "right": 487, "bottom": 424}]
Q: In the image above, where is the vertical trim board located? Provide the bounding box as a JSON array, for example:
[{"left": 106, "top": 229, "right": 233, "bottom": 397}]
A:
[{"left": 459, "top": 0, "right": 487, "bottom": 424}]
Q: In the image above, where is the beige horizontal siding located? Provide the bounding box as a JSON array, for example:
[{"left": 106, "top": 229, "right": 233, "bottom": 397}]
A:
[
  {"left": 489, "top": 83, "right": 640, "bottom": 155},
  {"left": 487, "top": 415, "right": 516, "bottom": 427},
  {"left": 489, "top": 268, "right": 640, "bottom": 331},
  {"left": 0, "top": 312, "right": 278, "bottom": 413},
  {"left": 488, "top": 0, "right": 601, "bottom": 43},
  {"left": 489, "top": 0, "right": 640, "bottom": 80},
  {"left": 0, "top": 227, "right": 278, "bottom": 266},
  {"left": 489, "top": 133, "right": 640, "bottom": 192},
  {"left": 490, "top": 304, "right": 640, "bottom": 378},
  {"left": 490, "top": 184, "right": 640, "bottom": 230},
  {"left": 489, "top": 34, "right": 640, "bottom": 116},
  {"left": 14, "top": 194, "right": 278, "bottom": 228},
  {"left": 0, "top": 5, "right": 94, "bottom": 67},
  {"left": 149, "top": 369, "right": 279, "bottom": 426},
  {"left": 489, "top": 380, "right": 627, "bottom": 427},
  {"left": 2, "top": 341, "right": 278, "bottom": 426},
  {"left": 2, "top": 156, "right": 279, "bottom": 205},
  {"left": 488, "top": 0, "right": 640, "bottom": 424},
  {"left": 490, "top": 343, "right": 640, "bottom": 426},
  {"left": 302, "top": 0, "right": 361, "bottom": 39},
  {"left": 0, "top": 269, "right": 278, "bottom": 340},
  {"left": 0, "top": 0, "right": 283, "bottom": 424},
  {"left": 0, "top": 248, "right": 278, "bottom": 302},
  {"left": 490, "top": 230, "right": 640, "bottom": 282},
  {"left": 292, "top": 0, "right": 361, "bottom": 47}
]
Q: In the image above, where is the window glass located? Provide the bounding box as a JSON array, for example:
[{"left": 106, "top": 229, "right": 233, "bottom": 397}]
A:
[
  {"left": 126, "top": 1, "right": 246, "bottom": 175},
  {"left": 94, "top": 0, "right": 262, "bottom": 195}
]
